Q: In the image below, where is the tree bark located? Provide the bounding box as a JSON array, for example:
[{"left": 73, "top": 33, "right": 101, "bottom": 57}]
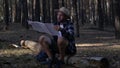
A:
[
  {"left": 15, "top": 0, "right": 22, "bottom": 23},
  {"left": 3, "top": 0, "right": 9, "bottom": 30},
  {"left": 9, "top": 0, "right": 13, "bottom": 23},
  {"left": 51, "top": 0, "right": 59, "bottom": 22},
  {"left": 72, "top": 0, "right": 80, "bottom": 37},
  {"left": 97, "top": 0, "right": 104, "bottom": 30},
  {"left": 31, "top": 0, "right": 35, "bottom": 21},
  {"left": 42, "top": 0, "right": 47, "bottom": 22},
  {"left": 21, "top": 0, "right": 29, "bottom": 29},
  {"left": 114, "top": 0, "right": 120, "bottom": 39},
  {"left": 45, "top": 0, "right": 51, "bottom": 23},
  {"left": 35, "top": 0, "right": 40, "bottom": 21}
]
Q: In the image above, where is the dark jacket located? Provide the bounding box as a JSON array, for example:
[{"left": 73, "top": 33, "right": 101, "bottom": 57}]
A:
[{"left": 54, "top": 20, "right": 76, "bottom": 55}]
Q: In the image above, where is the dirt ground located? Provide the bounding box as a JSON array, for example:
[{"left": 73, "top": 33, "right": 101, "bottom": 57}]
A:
[{"left": 0, "top": 23, "right": 120, "bottom": 68}]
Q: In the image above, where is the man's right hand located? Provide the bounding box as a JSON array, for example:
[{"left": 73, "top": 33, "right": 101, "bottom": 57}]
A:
[{"left": 54, "top": 25, "right": 60, "bottom": 31}]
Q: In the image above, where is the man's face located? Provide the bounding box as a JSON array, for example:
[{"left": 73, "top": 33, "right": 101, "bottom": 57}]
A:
[{"left": 57, "top": 11, "right": 66, "bottom": 22}]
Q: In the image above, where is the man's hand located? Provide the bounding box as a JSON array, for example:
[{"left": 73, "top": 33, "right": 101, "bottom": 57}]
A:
[{"left": 54, "top": 25, "right": 60, "bottom": 31}]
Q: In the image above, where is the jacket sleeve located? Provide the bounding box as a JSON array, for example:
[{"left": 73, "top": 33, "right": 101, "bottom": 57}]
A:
[{"left": 59, "top": 23, "right": 74, "bottom": 41}]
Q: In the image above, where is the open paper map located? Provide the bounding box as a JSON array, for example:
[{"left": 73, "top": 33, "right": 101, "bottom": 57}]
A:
[{"left": 28, "top": 21, "right": 59, "bottom": 36}]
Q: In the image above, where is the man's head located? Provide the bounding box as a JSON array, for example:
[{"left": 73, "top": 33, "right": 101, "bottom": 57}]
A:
[{"left": 57, "top": 7, "right": 70, "bottom": 22}]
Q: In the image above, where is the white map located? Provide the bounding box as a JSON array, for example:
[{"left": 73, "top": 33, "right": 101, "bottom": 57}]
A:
[{"left": 28, "top": 21, "right": 60, "bottom": 36}]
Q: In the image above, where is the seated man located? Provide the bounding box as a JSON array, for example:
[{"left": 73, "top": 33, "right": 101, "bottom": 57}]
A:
[{"left": 37, "top": 7, "right": 76, "bottom": 68}]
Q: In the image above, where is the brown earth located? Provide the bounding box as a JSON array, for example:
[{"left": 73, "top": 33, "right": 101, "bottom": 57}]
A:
[{"left": 0, "top": 23, "right": 120, "bottom": 68}]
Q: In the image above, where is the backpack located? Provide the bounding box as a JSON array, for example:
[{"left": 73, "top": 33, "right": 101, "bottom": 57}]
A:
[{"left": 65, "top": 41, "right": 76, "bottom": 55}]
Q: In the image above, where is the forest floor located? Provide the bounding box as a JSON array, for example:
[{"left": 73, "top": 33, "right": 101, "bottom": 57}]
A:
[{"left": 0, "top": 23, "right": 120, "bottom": 68}]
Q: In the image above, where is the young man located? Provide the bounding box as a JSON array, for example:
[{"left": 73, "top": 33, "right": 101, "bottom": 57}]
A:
[
  {"left": 54, "top": 7, "right": 75, "bottom": 61},
  {"left": 37, "top": 7, "right": 76, "bottom": 68}
]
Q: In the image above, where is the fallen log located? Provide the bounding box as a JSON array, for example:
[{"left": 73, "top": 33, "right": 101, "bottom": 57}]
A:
[{"left": 65, "top": 56, "right": 109, "bottom": 68}]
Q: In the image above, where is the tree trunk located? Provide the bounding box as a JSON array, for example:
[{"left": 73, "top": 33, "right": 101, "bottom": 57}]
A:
[
  {"left": 15, "top": 0, "right": 22, "bottom": 23},
  {"left": 59, "top": 0, "right": 64, "bottom": 7},
  {"left": 72, "top": 0, "right": 80, "bottom": 37},
  {"left": 35, "top": 0, "right": 40, "bottom": 21},
  {"left": 42, "top": 0, "right": 47, "bottom": 22},
  {"left": 80, "top": 0, "right": 85, "bottom": 25},
  {"left": 21, "top": 0, "right": 29, "bottom": 29},
  {"left": 45, "top": 0, "right": 51, "bottom": 23},
  {"left": 114, "top": 16, "right": 120, "bottom": 39},
  {"left": 3, "top": 0, "right": 9, "bottom": 30},
  {"left": 51, "top": 0, "right": 59, "bottom": 22},
  {"left": 9, "top": 0, "right": 13, "bottom": 23},
  {"left": 27, "top": 0, "right": 32, "bottom": 20},
  {"left": 114, "top": 0, "right": 120, "bottom": 39},
  {"left": 97, "top": 0, "right": 104, "bottom": 30},
  {"left": 31, "top": 0, "right": 35, "bottom": 21}
]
